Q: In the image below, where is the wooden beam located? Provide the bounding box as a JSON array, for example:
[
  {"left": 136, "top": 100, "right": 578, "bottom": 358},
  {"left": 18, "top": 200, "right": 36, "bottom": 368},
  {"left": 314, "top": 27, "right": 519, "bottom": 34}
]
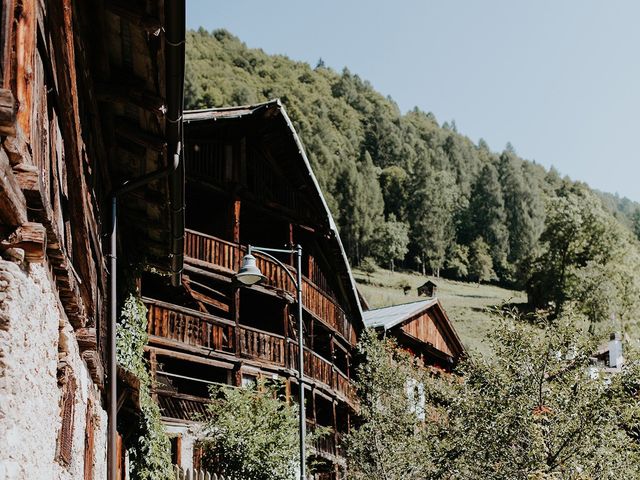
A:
[
  {"left": 76, "top": 327, "right": 98, "bottom": 351},
  {"left": 96, "top": 82, "right": 166, "bottom": 117},
  {"left": 0, "top": 89, "right": 17, "bottom": 136},
  {"left": 188, "top": 288, "right": 230, "bottom": 314},
  {"left": 15, "top": 0, "right": 36, "bottom": 138},
  {"left": 0, "top": 148, "right": 27, "bottom": 227},
  {"left": 81, "top": 350, "right": 104, "bottom": 388},
  {"left": 114, "top": 119, "right": 166, "bottom": 153},
  {"left": 0, "top": 222, "right": 46, "bottom": 262},
  {"left": 3, "top": 130, "right": 31, "bottom": 166},
  {"left": 105, "top": 1, "right": 162, "bottom": 35},
  {"left": 145, "top": 345, "right": 235, "bottom": 370}
]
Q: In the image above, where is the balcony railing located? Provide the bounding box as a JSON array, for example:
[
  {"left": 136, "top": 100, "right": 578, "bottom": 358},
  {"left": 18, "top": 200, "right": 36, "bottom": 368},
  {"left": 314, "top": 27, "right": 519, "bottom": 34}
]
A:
[
  {"left": 238, "top": 325, "right": 286, "bottom": 366},
  {"left": 184, "top": 229, "right": 356, "bottom": 345},
  {"left": 289, "top": 342, "right": 354, "bottom": 402},
  {"left": 144, "top": 300, "right": 356, "bottom": 404},
  {"left": 146, "top": 298, "right": 235, "bottom": 353},
  {"left": 306, "top": 421, "right": 344, "bottom": 459}
]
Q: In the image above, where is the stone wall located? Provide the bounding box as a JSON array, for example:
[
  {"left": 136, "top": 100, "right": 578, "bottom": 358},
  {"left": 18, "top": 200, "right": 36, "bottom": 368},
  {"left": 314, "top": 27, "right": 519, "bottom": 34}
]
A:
[{"left": 0, "top": 258, "right": 107, "bottom": 479}]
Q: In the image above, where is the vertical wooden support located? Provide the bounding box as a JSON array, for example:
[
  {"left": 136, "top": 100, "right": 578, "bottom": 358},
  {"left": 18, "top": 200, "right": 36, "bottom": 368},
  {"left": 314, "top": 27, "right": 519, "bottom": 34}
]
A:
[
  {"left": 1, "top": 0, "right": 16, "bottom": 88},
  {"left": 283, "top": 303, "right": 289, "bottom": 367},
  {"left": 329, "top": 335, "right": 335, "bottom": 367},
  {"left": 332, "top": 400, "right": 338, "bottom": 458},
  {"left": 310, "top": 388, "right": 316, "bottom": 424},
  {"left": 15, "top": 0, "right": 35, "bottom": 138},
  {"left": 285, "top": 377, "right": 291, "bottom": 404},
  {"left": 116, "top": 433, "right": 125, "bottom": 480},
  {"left": 230, "top": 197, "right": 241, "bottom": 246}
]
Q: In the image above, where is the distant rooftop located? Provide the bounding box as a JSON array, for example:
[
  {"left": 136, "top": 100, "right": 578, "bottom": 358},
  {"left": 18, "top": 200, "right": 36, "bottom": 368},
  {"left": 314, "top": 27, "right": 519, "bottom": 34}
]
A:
[{"left": 363, "top": 299, "right": 438, "bottom": 330}]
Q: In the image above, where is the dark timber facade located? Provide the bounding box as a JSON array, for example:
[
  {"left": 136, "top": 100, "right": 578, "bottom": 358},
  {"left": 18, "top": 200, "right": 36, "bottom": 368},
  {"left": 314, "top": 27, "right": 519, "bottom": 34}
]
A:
[{"left": 141, "top": 101, "right": 363, "bottom": 478}]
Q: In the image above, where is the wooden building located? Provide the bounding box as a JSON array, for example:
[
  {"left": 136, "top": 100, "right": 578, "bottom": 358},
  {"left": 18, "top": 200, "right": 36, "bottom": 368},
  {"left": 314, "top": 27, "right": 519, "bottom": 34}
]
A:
[
  {"left": 417, "top": 279, "right": 437, "bottom": 298},
  {"left": 140, "top": 100, "right": 363, "bottom": 477},
  {"left": 0, "top": 0, "right": 185, "bottom": 478},
  {"left": 363, "top": 299, "right": 465, "bottom": 371}
]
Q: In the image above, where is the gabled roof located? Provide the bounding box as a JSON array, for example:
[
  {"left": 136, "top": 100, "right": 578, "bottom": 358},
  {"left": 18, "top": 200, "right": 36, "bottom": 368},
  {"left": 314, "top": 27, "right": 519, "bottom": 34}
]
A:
[
  {"left": 363, "top": 298, "right": 466, "bottom": 359},
  {"left": 363, "top": 299, "right": 438, "bottom": 330},
  {"left": 183, "top": 100, "right": 363, "bottom": 327}
]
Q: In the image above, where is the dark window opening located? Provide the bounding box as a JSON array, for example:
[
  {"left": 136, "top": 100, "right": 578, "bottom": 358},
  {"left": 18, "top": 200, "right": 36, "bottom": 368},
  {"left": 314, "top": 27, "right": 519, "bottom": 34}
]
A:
[
  {"left": 155, "top": 356, "right": 231, "bottom": 399},
  {"left": 240, "top": 206, "right": 290, "bottom": 257},
  {"left": 239, "top": 289, "right": 285, "bottom": 336},
  {"left": 169, "top": 436, "right": 181, "bottom": 466},
  {"left": 185, "top": 185, "right": 229, "bottom": 240},
  {"left": 314, "top": 395, "right": 334, "bottom": 429}
]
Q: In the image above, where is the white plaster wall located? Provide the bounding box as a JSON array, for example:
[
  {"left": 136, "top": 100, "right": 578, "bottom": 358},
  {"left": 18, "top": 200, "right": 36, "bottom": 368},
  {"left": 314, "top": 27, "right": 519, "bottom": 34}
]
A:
[
  {"left": 164, "top": 421, "right": 204, "bottom": 471},
  {"left": 0, "top": 259, "right": 107, "bottom": 479}
]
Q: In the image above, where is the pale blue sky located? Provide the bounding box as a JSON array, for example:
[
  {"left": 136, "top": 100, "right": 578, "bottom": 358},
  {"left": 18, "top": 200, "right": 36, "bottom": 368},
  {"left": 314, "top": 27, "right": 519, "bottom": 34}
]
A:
[{"left": 187, "top": 1, "right": 640, "bottom": 202}]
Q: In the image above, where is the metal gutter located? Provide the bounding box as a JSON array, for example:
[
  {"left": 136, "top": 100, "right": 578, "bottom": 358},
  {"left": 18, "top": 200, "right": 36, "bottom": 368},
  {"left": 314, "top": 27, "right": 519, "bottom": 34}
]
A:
[{"left": 165, "top": 0, "right": 185, "bottom": 287}]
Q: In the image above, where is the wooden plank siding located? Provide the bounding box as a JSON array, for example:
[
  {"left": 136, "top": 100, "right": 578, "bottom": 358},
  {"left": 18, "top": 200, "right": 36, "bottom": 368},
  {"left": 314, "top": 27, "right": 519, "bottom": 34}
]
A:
[{"left": 400, "top": 310, "right": 454, "bottom": 357}]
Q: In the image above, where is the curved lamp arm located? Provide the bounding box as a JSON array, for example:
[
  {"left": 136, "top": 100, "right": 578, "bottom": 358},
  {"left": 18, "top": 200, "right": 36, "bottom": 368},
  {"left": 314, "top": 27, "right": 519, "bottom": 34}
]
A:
[{"left": 249, "top": 245, "right": 300, "bottom": 290}]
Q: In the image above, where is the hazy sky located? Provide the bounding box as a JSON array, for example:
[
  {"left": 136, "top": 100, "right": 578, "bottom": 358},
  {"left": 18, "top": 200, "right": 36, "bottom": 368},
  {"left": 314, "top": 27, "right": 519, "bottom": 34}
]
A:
[{"left": 187, "top": 1, "right": 640, "bottom": 202}]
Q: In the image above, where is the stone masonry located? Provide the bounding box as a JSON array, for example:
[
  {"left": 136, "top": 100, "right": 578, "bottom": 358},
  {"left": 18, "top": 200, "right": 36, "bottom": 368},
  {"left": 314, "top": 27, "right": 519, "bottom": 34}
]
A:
[{"left": 0, "top": 258, "right": 107, "bottom": 480}]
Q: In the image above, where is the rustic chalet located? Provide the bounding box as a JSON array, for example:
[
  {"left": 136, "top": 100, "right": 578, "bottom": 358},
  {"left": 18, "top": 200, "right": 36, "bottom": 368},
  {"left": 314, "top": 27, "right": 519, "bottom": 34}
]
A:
[
  {"left": 0, "top": 0, "right": 185, "bottom": 478},
  {"left": 140, "top": 100, "right": 363, "bottom": 478},
  {"left": 363, "top": 299, "right": 465, "bottom": 371}
]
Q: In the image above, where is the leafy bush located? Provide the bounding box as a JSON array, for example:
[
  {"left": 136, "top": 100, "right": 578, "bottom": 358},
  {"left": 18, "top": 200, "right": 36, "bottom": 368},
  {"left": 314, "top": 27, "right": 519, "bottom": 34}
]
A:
[{"left": 117, "top": 295, "right": 172, "bottom": 480}]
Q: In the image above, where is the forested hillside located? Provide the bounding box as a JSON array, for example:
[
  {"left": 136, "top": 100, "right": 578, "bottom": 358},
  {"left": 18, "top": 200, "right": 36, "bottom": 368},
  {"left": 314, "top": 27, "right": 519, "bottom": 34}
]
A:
[{"left": 185, "top": 28, "right": 640, "bottom": 333}]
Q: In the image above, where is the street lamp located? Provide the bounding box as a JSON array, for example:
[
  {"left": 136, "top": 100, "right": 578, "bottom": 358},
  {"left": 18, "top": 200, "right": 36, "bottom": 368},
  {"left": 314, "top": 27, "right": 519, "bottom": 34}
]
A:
[{"left": 234, "top": 244, "right": 306, "bottom": 480}]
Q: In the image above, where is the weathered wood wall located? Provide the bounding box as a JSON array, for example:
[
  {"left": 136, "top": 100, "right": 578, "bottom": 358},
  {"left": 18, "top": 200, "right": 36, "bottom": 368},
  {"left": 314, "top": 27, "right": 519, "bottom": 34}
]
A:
[
  {"left": 400, "top": 310, "right": 454, "bottom": 357},
  {"left": 0, "top": 0, "right": 109, "bottom": 385}
]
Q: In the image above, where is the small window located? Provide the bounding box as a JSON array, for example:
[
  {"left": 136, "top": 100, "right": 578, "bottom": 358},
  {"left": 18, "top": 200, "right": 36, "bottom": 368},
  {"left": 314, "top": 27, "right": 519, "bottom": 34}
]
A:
[
  {"left": 170, "top": 435, "right": 182, "bottom": 466},
  {"left": 241, "top": 374, "right": 257, "bottom": 388}
]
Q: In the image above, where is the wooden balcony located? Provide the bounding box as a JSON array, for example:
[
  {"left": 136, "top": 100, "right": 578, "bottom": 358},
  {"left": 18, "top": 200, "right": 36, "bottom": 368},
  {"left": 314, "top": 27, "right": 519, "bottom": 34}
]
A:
[
  {"left": 184, "top": 229, "right": 356, "bottom": 345},
  {"left": 238, "top": 325, "right": 285, "bottom": 366},
  {"left": 144, "top": 300, "right": 355, "bottom": 404},
  {"left": 146, "top": 298, "right": 235, "bottom": 353},
  {"left": 289, "top": 343, "right": 355, "bottom": 402},
  {"left": 306, "top": 421, "right": 344, "bottom": 461}
]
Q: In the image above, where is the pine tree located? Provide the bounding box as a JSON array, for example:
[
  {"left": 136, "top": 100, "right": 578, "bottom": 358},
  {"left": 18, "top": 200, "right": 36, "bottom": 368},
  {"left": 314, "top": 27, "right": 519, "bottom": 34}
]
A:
[{"left": 467, "top": 163, "right": 510, "bottom": 277}]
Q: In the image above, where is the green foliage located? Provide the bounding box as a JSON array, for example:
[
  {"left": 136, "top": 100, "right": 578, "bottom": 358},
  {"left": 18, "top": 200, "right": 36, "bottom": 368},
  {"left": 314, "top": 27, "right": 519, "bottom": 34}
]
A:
[
  {"left": 359, "top": 257, "right": 378, "bottom": 276},
  {"left": 527, "top": 185, "right": 640, "bottom": 331},
  {"left": 345, "top": 330, "right": 454, "bottom": 479},
  {"left": 116, "top": 295, "right": 173, "bottom": 480},
  {"left": 185, "top": 29, "right": 640, "bottom": 334},
  {"left": 370, "top": 214, "right": 409, "bottom": 271},
  {"left": 199, "top": 380, "right": 300, "bottom": 480},
  {"left": 632, "top": 208, "right": 640, "bottom": 240},
  {"left": 449, "top": 310, "right": 640, "bottom": 479},
  {"left": 444, "top": 243, "right": 470, "bottom": 279},
  {"left": 468, "top": 237, "right": 497, "bottom": 283},
  {"left": 348, "top": 313, "right": 640, "bottom": 480}
]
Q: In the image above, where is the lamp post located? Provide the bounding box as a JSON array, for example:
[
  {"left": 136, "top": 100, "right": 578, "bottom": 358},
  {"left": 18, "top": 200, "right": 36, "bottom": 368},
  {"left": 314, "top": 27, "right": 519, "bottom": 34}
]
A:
[{"left": 234, "top": 244, "right": 306, "bottom": 480}]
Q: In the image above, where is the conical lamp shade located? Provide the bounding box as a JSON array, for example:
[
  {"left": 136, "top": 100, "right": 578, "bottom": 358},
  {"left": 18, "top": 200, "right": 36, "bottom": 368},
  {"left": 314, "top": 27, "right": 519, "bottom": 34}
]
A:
[{"left": 235, "top": 253, "right": 267, "bottom": 285}]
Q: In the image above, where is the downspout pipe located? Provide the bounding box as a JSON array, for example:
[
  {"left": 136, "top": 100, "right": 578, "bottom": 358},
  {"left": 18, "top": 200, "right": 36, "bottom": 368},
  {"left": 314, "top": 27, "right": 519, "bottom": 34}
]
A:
[
  {"left": 107, "top": 149, "right": 180, "bottom": 480},
  {"left": 165, "top": 0, "right": 186, "bottom": 288},
  {"left": 108, "top": 2, "right": 185, "bottom": 476}
]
